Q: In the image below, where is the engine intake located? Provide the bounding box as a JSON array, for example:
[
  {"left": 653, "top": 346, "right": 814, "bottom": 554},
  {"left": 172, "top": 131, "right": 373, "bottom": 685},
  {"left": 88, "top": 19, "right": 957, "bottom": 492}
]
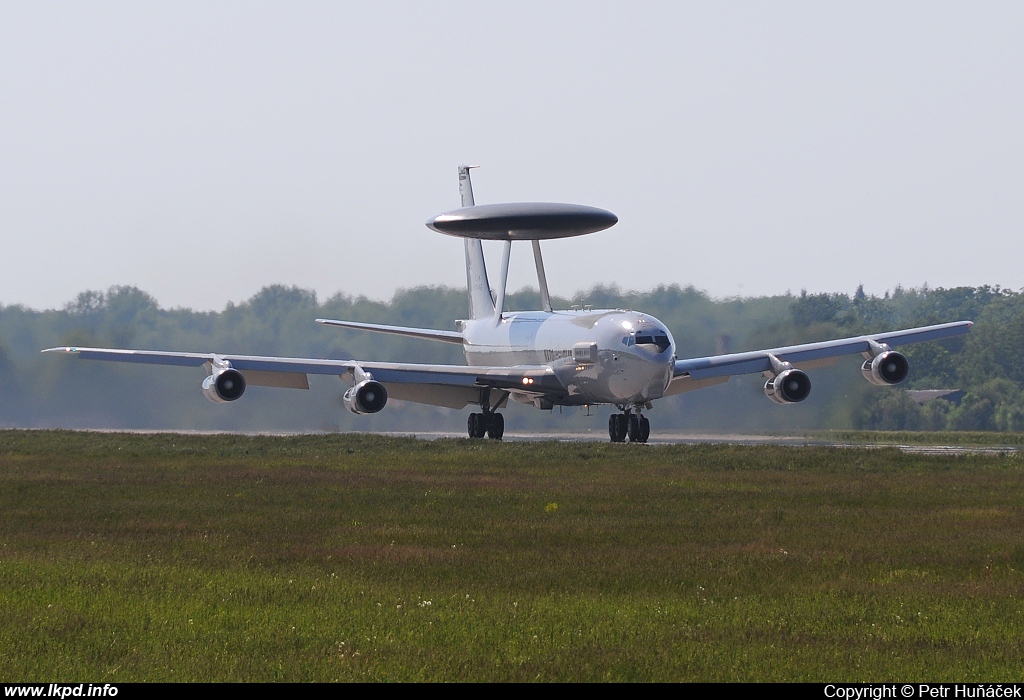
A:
[
  {"left": 344, "top": 379, "right": 388, "bottom": 414},
  {"left": 202, "top": 368, "right": 246, "bottom": 403},
  {"left": 862, "top": 351, "right": 909, "bottom": 386},
  {"left": 764, "top": 368, "right": 811, "bottom": 405}
]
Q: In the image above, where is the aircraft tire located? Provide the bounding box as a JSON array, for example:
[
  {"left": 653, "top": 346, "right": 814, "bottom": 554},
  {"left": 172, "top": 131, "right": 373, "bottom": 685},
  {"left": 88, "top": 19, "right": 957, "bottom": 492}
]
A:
[
  {"left": 487, "top": 413, "right": 504, "bottom": 440},
  {"left": 639, "top": 415, "right": 650, "bottom": 443},
  {"left": 468, "top": 412, "right": 488, "bottom": 439},
  {"left": 627, "top": 414, "right": 641, "bottom": 443},
  {"left": 609, "top": 414, "right": 628, "bottom": 442},
  {"left": 608, "top": 414, "right": 624, "bottom": 443}
]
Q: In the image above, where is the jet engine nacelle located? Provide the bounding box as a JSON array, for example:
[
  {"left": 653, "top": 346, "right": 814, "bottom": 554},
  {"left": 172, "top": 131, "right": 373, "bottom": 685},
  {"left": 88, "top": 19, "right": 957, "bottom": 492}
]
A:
[
  {"left": 764, "top": 368, "right": 812, "bottom": 405},
  {"left": 343, "top": 379, "right": 388, "bottom": 414},
  {"left": 202, "top": 368, "right": 246, "bottom": 403},
  {"left": 861, "top": 351, "right": 909, "bottom": 386}
]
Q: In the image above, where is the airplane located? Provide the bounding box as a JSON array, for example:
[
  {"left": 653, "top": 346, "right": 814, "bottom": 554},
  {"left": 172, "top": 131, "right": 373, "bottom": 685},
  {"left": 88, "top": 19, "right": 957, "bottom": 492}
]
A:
[{"left": 45, "top": 166, "right": 972, "bottom": 442}]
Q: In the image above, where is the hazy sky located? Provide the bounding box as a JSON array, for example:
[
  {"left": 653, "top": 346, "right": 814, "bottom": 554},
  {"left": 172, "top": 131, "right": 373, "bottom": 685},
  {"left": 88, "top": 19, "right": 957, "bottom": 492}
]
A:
[{"left": 2, "top": 2, "right": 1022, "bottom": 311}]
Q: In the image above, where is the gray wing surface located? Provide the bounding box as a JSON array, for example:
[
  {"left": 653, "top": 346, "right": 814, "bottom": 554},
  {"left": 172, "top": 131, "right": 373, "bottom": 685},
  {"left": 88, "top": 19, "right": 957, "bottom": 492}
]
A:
[
  {"left": 42, "top": 347, "right": 561, "bottom": 410},
  {"left": 670, "top": 321, "right": 972, "bottom": 386},
  {"left": 314, "top": 318, "right": 465, "bottom": 344}
]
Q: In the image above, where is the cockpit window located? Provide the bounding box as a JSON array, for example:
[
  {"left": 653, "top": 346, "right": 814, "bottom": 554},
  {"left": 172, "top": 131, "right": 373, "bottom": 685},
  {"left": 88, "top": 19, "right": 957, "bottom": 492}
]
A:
[{"left": 636, "top": 334, "right": 671, "bottom": 352}]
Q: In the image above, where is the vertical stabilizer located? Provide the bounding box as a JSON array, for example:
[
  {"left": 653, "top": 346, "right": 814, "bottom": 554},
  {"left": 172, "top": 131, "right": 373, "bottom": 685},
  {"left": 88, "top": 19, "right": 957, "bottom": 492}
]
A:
[
  {"left": 459, "top": 164, "right": 478, "bottom": 207},
  {"left": 459, "top": 165, "right": 495, "bottom": 320}
]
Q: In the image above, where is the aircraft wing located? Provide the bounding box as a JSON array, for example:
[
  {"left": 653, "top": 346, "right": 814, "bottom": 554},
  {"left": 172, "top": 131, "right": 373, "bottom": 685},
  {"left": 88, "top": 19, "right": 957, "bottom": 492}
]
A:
[
  {"left": 41, "top": 346, "right": 561, "bottom": 410},
  {"left": 314, "top": 318, "right": 465, "bottom": 344},
  {"left": 668, "top": 321, "right": 972, "bottom": 394}
]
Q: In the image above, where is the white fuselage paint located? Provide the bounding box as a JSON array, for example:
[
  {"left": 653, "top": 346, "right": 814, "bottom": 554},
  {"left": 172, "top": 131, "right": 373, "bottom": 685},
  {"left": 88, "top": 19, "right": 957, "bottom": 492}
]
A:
[{"left": 461, "top": 309, "right": 676, "bottom": 407}]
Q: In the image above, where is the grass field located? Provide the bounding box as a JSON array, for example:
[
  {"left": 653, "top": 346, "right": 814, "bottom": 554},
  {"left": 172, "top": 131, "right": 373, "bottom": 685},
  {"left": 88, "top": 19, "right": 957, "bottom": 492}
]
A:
[
  {"left": 805, "top": 429, "right": 1024, "bottom": 447},
  {"left": 1, "top": 430, "right": 1022, "bottom": 681}
]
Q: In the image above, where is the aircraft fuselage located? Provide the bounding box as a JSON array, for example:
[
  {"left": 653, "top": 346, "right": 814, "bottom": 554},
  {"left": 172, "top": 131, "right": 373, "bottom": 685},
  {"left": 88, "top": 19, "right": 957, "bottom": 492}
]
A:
[{"left": 462, "top": 309, "right": 675, "bottom": 407}]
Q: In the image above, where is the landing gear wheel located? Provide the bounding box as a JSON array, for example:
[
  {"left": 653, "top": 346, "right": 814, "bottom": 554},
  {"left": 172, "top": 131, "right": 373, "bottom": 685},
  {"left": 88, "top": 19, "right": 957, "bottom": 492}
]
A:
[
  {"left": 638, "top": 415, "right": 650, "bottom": 443},
  {"left": 627, "top": 414, "right": 641, "bottom": 443},
  {"left": 608, "top": 414, "right": 627, "bottom": 443},
  {"left": 468, "top": 412, "right": 488, "bottom": 439},
  {"left": 487, "top": 413, "right": 504, "bottom": 440}
]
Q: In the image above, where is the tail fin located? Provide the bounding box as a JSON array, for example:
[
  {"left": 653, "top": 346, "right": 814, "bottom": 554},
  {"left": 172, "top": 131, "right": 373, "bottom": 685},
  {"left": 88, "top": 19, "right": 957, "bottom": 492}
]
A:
[
  {"left": 459, "top": 165, "right": 495, "bottom": 320},
  {"left": 459, "top": 164, "right": 478, "bottom": 207}
]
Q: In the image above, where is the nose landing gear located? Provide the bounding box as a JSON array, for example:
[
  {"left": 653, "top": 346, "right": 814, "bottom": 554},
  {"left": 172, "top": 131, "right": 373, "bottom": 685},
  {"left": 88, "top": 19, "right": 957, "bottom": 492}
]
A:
[{"left": 608, "top": 408, "right": 650, "bottom": 443}]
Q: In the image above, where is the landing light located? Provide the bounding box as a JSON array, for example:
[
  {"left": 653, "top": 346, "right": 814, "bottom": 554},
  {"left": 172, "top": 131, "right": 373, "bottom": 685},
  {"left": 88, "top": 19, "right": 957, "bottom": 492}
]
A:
[{"left": 522, "top": 377, "right": 535, "bottom": 385}]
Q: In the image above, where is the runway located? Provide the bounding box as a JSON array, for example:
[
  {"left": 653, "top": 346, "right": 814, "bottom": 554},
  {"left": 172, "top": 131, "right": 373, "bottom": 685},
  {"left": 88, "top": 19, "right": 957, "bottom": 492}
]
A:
[
  {"left": 382, "top": 431, "right": 1022, "bottom": 456},
  {"left": 36, "top": 427, "right": 1021, "bottom": 456}
]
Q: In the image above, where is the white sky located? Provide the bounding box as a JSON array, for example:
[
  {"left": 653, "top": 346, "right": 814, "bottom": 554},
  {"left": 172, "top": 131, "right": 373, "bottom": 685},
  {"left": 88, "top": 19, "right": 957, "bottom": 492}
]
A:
[{"left": 1, "top": 2, "right": 1022, "bottom": 311}]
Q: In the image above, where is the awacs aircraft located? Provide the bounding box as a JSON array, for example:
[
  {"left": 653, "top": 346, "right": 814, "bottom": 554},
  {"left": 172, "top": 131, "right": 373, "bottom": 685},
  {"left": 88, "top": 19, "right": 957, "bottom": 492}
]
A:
[{"left": 46, "top": 166, "right": 972, "bottom": 442}]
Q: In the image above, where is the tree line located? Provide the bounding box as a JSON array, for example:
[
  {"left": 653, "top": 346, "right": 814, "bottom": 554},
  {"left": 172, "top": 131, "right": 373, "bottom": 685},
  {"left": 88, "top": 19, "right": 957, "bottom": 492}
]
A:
[{"left": 0, "top": 283, "right": 1020, "bottom": 432}]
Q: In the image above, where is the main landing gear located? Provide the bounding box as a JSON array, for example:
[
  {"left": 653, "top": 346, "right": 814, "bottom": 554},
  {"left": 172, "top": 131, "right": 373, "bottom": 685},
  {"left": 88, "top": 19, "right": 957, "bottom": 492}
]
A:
[
  {"left": 468, "top": 411, "right": 504, "bottom": 440},
  {"left": 608, "top": 409, "right": 650, "bottom": 443},
  {"left": 468, "top": 389, "right": 505, "bottom": 440}
]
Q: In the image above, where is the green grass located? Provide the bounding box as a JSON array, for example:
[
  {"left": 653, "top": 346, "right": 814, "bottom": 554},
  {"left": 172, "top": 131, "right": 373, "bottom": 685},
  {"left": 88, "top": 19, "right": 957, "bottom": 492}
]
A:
[
  {"left": 803, "top": 429, "right": 1024, "bottom": 447},
  {"left": 1, "top": 430, "right": 1022, "bottom": 681}
]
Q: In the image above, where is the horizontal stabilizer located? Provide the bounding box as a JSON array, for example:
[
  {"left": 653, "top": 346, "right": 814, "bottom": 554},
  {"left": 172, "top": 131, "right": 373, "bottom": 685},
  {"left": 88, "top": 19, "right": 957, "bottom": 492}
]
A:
[{"left": 315, "top": 318, "right": 464, "bottom": 344}]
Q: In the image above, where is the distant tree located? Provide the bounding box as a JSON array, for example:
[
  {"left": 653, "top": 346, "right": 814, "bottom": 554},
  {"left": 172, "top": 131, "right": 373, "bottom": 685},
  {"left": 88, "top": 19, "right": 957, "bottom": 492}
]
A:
[
  {"left": 958, "top": 293, "right": 1024, "bottom": 389},
  {"left": 791, "top": 291, "right": 851, "bottom": 327},
  {"left": 4, "top": 281, "right": 1024, "bottom": 432},
  {"left": 66, "top": 290, "right": 106, "bottom": 317},
  {"left": 948, "top": 379, "right": 1024, "bottom": 432},
  {"left": 856, "top": 390, "right": 925, "bottom": 431}
]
